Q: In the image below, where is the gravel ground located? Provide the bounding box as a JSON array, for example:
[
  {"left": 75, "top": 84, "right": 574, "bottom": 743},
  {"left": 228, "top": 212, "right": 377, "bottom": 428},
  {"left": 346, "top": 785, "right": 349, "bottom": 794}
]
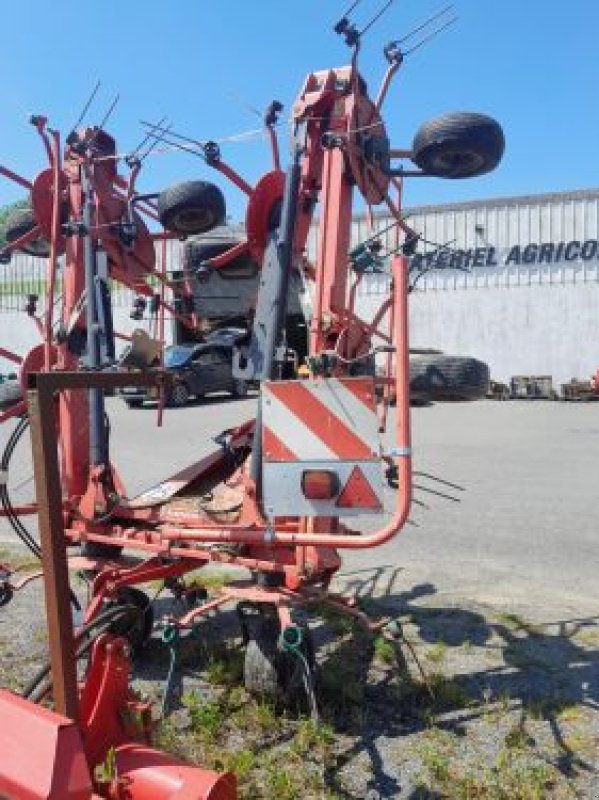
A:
[{"left": 0, "top": 398, "right": 598, "bottom": 798}]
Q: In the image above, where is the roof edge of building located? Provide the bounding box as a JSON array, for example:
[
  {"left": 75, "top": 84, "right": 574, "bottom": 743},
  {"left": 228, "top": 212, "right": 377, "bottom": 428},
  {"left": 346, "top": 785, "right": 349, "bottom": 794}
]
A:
[{"left": 361, "top": 187, "right": 599, "bottom": 220}]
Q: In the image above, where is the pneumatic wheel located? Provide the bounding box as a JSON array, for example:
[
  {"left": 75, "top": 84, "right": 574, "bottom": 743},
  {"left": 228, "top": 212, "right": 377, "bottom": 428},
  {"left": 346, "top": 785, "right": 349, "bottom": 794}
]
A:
[
  {"left": 107, "top": 586, "right": 154, "bottom": 655},
  {"left": 411, "top": 112, "right": 505, "bottom": 179},
  {"left": 244, "top": 616, "right": 315, "bottom": 707},
  {"left": 4, "top": 206, "right": 50, "bottom": 257},
  {"left": 168, "top": 382, "right": 190, "bottom": 408},
  {"left": 157, "top": 180, "right": 226, "bottom": 236}
]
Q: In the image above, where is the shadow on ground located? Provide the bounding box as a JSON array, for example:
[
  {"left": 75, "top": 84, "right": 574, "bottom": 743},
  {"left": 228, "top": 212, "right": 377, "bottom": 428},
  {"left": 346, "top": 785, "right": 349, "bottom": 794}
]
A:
[{"left": 316, "top": 567, "right": 599, "bottom": 798}]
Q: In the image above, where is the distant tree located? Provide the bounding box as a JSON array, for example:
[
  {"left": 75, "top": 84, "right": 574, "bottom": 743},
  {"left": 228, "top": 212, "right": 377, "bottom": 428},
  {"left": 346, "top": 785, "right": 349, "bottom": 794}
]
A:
[{"left": 0, "top": 198, "right": 30, "bottom": 248}]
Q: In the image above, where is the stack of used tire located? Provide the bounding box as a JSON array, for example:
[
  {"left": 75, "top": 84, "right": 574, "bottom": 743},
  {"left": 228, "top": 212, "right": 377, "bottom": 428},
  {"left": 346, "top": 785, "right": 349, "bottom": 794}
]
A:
[{"left": 409, "top": 353, "right": 489, "bottom": 402}]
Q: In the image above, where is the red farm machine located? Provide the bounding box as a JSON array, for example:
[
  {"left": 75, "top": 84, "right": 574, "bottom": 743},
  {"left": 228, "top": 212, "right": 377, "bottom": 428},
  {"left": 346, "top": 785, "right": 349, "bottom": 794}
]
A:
[{"left": 0, "top": 6, "right": 503, "bottom": 798}]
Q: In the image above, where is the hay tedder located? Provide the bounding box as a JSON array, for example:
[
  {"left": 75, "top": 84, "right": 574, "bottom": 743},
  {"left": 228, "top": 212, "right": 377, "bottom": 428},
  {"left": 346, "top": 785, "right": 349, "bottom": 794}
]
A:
[{"left": 0, "top": 5, "right": 503, "bottom": 798}]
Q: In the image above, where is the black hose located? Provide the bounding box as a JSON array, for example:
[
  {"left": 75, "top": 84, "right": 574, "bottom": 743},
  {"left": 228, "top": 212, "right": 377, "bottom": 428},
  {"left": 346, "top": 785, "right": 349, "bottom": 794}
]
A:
[
  {"left": 22, "top": 603, "right": 143, "bottom": 701},
  {"left": 0, "top": 415, "right": 81, "bottom": 611},
  {"left": 0, "top": 416, "right": 40, "bottom": 558}
]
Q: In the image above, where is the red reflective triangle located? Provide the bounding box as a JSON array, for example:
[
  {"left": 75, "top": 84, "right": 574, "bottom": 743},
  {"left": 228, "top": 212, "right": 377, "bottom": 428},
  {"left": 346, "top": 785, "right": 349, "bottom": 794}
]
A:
[{"left": 336, "top": 465, "right": 382, "bottom": 510}]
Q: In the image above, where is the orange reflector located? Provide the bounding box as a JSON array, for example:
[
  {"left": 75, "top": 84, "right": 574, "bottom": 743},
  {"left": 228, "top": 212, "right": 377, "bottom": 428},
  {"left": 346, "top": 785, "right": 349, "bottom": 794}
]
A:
[{"left": 301, "top": 470, "right": 339, "bottom": 500}]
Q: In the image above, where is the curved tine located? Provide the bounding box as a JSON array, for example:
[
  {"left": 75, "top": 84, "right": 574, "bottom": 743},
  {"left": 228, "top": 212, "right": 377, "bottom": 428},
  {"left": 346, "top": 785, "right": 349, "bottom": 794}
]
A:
[
  {"left": 70, "top": 80, "right": 101, "bottom": 133},
  {"left": 396, "top": 5, "right": 454, "bottom": 45},
  {"left": 129, "top": 114, "right": 168, "bottom": 160},
  {"left": 414, "top": 471, "right": 465, "bottom": 492},
  {"left": 413, "top": 483, "right": 461, "bottom": 503},
  {"left": 404, "top": 15, "right": 458, "bottom": 57}
]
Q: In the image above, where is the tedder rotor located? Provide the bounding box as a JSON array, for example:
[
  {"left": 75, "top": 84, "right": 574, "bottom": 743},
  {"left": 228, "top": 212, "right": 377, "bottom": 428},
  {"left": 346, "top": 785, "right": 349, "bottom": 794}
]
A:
[{"left": 0, "top": 7, "right": 504, "bottom": 798}]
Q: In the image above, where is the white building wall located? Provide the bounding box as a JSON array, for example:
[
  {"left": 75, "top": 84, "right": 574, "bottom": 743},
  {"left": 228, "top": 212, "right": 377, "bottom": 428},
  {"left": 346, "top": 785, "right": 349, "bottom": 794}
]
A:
[{"left": 353, "top": 189, "right": 599, "bottom": 387}]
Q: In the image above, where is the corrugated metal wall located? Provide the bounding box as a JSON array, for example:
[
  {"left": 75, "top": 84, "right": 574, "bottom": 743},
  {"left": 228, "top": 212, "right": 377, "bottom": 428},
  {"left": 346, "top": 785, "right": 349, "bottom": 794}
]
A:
[
  {"left": 353, "top": 188, "right": 599, "bottom": 295},
  {"left": 353, "top": 188, "right": 599, "bottom": 385}
]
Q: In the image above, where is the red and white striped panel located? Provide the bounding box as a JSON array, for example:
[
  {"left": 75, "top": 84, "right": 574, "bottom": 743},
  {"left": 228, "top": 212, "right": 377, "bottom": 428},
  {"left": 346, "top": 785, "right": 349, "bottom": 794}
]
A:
[
  {"left": 261, "top": 377, "right": 384, "bottom": 517},
  {"left": 262, "top": 377, "right": 380, "bottom": 463}
]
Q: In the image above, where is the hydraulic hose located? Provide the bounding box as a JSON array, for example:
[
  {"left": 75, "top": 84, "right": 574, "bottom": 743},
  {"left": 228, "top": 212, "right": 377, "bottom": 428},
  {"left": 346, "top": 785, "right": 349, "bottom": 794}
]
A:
[
  {"left": 21, "top": 603, "right": 143, "bottom": 701},
  {"left": 0, "top": 416, "right": 41, "bottom": 559}
]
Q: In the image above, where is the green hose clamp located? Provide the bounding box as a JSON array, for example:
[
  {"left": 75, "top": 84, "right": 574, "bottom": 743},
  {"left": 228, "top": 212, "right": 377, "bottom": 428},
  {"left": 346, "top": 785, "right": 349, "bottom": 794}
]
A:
[
  {"left": 161, "top": 624, "right": 180, "bottom": 645},
  {"left": 280, "top": 624, "right": 303, "bottom": 652}
]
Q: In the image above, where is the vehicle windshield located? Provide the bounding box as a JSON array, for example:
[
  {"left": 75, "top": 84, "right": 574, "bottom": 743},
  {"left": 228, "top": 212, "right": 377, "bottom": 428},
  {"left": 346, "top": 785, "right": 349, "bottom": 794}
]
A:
[{"left": 164, "top": 346, "right": 193, "bottom": 368}]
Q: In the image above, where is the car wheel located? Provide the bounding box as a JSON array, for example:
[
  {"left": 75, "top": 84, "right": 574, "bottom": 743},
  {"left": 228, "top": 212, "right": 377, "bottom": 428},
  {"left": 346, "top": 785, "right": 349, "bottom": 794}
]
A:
[
  {"left": 168, "top": 382, "right": 190, "bottom": 407},
  {"left": 411, "top": 112, "right": 504, "bottom": 179},
  {"left": 157, "top": 181, "right": 226, "bottom": 236},
  {"left": 231, "top": 379, "right": 248, "bottom": 399}
]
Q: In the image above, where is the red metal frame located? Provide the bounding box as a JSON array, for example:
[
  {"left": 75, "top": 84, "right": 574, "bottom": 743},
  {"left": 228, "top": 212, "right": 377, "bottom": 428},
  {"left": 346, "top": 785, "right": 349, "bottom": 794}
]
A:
[
  {"left": 0, "top": 44, "right": 417, "bottom": 603},
  {"left": 0, "top": 42, "right": 423, "bottom": 799}
]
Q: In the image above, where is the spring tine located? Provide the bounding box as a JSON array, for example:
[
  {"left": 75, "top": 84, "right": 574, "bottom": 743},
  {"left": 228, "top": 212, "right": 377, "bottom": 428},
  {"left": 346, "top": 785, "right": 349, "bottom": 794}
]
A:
[
  {"left": 96, "top": 93, "right": 120, "bottom": 131},
  {"left": 138, "top": 126, "right": 205, "bottom": 160},
  {"left": 414, "top": 471, "right": 466, "bottom": 492},
  {"left": 340, "top": 0, "right": 363, "bottom": 19},
  {"left": 359, "top": 0, "right": 396, "bottom": 37},
  {"left": 404, "top": 15, "right": 458, "bottom": 56},
  {"left": 70, "top": 80, "right": 101, "bottom": 132},
  {"left": 140, "top": 121, "right": 174, "bottom": 162},
  {"left": 412, "top": 497, "right": 430, "bottom": 510},
  {"left": 130, "top": 115, "right": 168, "bottom": 159},
  {"left": 86, "top": 93, "right": 120, "bottom": 155},
  {"left": 413, "top": 483, "right": 461, "bottom": 503},
  {"left": 397, "top": 4, "right": 454, "bottom": 44},
  {"left": 140, "top": 120, "right": 206, "bottom": 150}
]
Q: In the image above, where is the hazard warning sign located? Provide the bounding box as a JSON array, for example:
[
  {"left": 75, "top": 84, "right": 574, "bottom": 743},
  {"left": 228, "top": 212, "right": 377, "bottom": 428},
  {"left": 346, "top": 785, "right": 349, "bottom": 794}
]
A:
[
  {"left": 336, "top": 466, "right": 382, "bottom": 510},
  {"left": 261, "top": 377, "right": 385, "bottom": 517}
]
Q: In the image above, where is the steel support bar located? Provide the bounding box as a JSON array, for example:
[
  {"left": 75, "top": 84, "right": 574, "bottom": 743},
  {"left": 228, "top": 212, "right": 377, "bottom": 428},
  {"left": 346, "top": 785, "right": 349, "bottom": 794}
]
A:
[
  {"left": 28, "top": 386, "right": 79, "bottom": 721},
  {"left": 26, "top": 370, "right": 169, "bottom": 721},
  {"left": 0, "top": 347, "right": 23, "bottom": 365}
]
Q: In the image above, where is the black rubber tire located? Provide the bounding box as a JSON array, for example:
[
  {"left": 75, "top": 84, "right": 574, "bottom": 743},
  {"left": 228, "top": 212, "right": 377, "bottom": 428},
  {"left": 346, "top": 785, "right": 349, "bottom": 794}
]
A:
[
  {"left": 108, "top": 587, "right": 154, "bottom": 655},
  {"left": 157, "top": 181, "right": 226, "bottom": 236},
  {"left": 244, "top": 618, "right": 280, "bottom": 700},
  {"left": 411, "top": 112, "right": 504, "bottom": 179},
  {"left": 0, "top": 380, "right": 22, "bottom": 408},
  {"left": 125, "top": 399, "right": 143, "bottom": 409},
  {"left": 244, "top": 617, "right": 315, "bottom": 704},
  {"left": 4, "top": 207, "right": 50, "bottom": 257},
  {"left": 168, "top": 381, "right": 190, "bottom": 408},
  {"left": 410, "top": 354, "right": 490, "bottom": 401},
  {"left": 231, "top": 379, "right": 248, "bottom": 399}
]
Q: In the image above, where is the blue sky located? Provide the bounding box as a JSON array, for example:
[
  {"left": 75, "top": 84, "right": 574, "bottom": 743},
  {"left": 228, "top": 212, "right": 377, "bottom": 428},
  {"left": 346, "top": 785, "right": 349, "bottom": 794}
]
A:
[{"left": 1, "top": 1, "right": 597, "bottom": 219}]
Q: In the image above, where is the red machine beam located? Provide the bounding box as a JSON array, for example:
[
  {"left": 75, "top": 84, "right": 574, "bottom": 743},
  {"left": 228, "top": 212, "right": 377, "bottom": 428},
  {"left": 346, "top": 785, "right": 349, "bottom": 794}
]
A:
[
  {"left": 28, "top": 385, "right": 79, "bottom": 721},
  {"left": 0, "top": 347, "right": 22, "bottom": 365}
]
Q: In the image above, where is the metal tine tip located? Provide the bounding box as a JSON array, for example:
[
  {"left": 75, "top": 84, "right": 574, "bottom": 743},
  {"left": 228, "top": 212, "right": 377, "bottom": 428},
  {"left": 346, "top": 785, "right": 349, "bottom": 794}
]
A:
[
  {"left": 70, "top": 79, "right": 101, "bottom": 133},
  {"left": 413, "top": 484, "right": 461, "bottom": 503},
  {"left": 395, "top": 4, "right": 454, "bottom": 45},
  {"left": 403, "top": 14, "right": 458, "bottom": 57},
  {"left": 129, "top": 114, "right": 168, "bottom": 160},
  {"left": 140, "top": 120, "right": 206, "bottom": 151},
  {"left": 140, "top": 121, "right": 175, "bottom": 163},
  {"left": 413, "top": 471, "right": 465, "bottom": 492}
]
